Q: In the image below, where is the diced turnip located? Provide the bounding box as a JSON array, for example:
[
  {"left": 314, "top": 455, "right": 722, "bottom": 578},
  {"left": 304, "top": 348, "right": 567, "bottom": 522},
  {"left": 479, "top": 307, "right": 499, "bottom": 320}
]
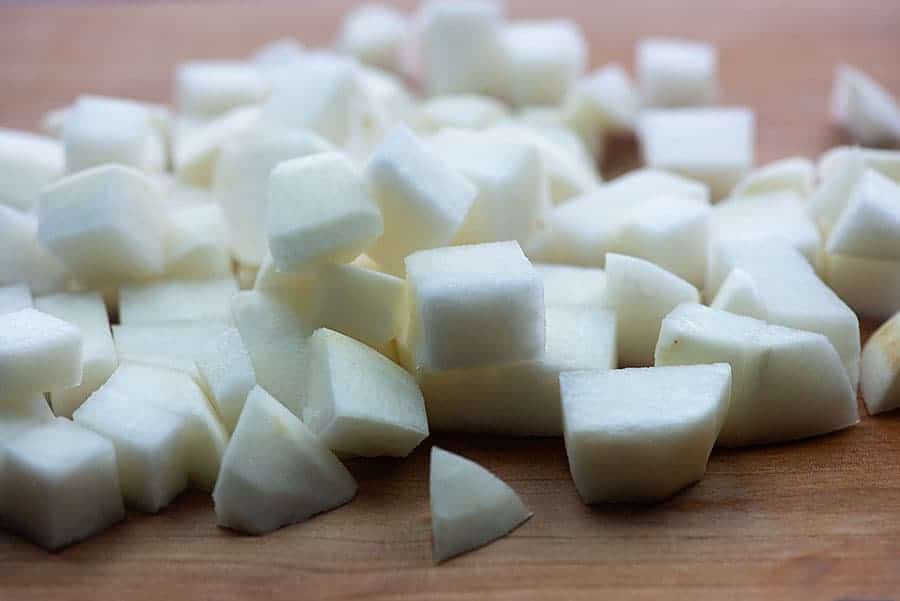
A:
[
  {"left": 430, "top": 446, "right": 531, "bottom": 562},
  {"left": 0, "top": 395, "right": 53, "bottom": 443},
  {"left": 606, "top": 253, "right": 699, "bottom": 367},
  {"left": 73, "top": 389, "right": 188, "bottom": 512},
  {"left": 808, "top": 147, "right": 866, "bottom": 234},
  {"left": 535, "top": 264, "right": 607, "bottom": 308},
  {"left": 420, "top": 304, "right": 616, "bottom": 436},
  {"left": 561, "top": 363, "right": 731, "bottom": 503},
  {"left": 566, "top": 64, "right": 640, "bottom": 138},
  {"left": 251, "top": 38, "right": 306, "bottom": 76},
  {"left": 0, "top": 308, "right": 82, "bottom": 398},
  {"left": 638, "top": 107, "right": 754, "bottom": 199},
  {"left": 102, "top": 362, "right": 227, "bottom": 491},
  {"left": 825, "top": 253, "right": 900, "bottom": 321},
  {"left": 0, "top": 284, "right": 32, "bottom": 315},
  {"left": 0, "top": 418, "right": 124, "bottom": 550},
  {"left": 195, "top": 327, "right": 256, "bottom": 433},
  {"left": 213, "top": 130, "right": 332, "bottom": 266},
  {"left": 418, "top": 95, "right": 508, "bottom": 131},
  {"left": 860, "top": 312, "right": 900, "bottom": 415},
  {"left": 709, "top": 268, "right": 766, "bottom": 319},
  {"left": 314, "top": 263, "right": 405, "bottom": 350},
  {"left": 419, "top": 0, "right": 504, "bottom": 97},
  {"left": 0, "top": 128, "right": 64, "bottom": 211},
  {"left": 826, "top": 169, "right": 900, "bottom": 260},
  {"left": 212, "top": 386, "right": 357, "bottom": 535},
  {"left": 0, "top": 206, "right": 69, "bottom": 296},
  {"left": 731, "top": 156, "right": 815, "bottom": 199},
  {"left": 831, "top": 64, "right": 900, "bottom": 146},
  {"left": 430, "top": 130, "right": 546, "bottom": 247},
  {"left": 231, "top": 290, "right": 314, "bottom": 418},
  {"left": 637, "top": 38, "right": 717, "bottom": 107},
  {"left": 267, "top": 152, "right": 383, "bottom": 273},
  {"left": 402, "top": 241, "right": 544, "bottom": 371},
  {"left": 498, "top": 20, "right": 586, "bottom": 107},
  {"left": 176, "top": 61, "right": 268, "bottom": 118},
  {"left": 37, "top": 164, "right": 167, "bottom": 287},
  {"left": 34, "top": 291, "right": 117, "bottom": 417},
  {"left": 304, "top": 329, "right": 428, "bottom": 457},
  {"left": 336, "top": 4, "right": 408, "bottom": 71},
  {"left": 174, "top": 105, "right": 261, "bottom": 187},
  {"left": 655, "top": 303, "right": 858, "bottom": 447},
  {"left": 817, "top": 146, "right": 900, "bottom": 181},
  {"left": 164, "top": 204, "right": 231, "bottom": 278},
  {"left": 708, "top": 239, "right": 860, "bottom": 387},
  {"left": 118, "top": 277, "right": 238, "bottom": 324}
]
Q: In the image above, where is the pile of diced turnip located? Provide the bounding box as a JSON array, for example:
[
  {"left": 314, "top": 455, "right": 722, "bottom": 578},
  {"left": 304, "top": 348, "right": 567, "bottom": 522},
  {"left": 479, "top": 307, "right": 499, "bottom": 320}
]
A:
[{"left": 1, "top": 0, "right": 899, "bottom": 561}]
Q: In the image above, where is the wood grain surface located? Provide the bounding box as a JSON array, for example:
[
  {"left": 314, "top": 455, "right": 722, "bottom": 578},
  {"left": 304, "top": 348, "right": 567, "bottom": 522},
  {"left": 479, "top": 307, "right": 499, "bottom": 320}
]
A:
[{"left": 2, "top": 1, "right": 900, "bottom": 600}]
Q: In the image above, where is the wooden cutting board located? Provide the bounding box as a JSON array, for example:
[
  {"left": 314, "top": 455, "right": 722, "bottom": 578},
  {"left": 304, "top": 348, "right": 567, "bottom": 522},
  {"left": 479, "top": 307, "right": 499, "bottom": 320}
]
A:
[{"left": 1, "top": 1, "right": 898, "bottom": 599}]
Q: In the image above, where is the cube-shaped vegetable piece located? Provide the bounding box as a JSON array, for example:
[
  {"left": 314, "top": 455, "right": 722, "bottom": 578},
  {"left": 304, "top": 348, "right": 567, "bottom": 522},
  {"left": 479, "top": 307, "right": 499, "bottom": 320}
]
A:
[
  {"left": 0, "top": 418, "right": 124, "bottom": 550},
  {"left": 0, "top": 205, "right": 69, "bottom": 295},
  {"left": 174, "top": 106, "right": 260, "bottom": 187},
  {"left": 0, "top": 308, "right": 82, "bottom": 398},
  {"left": 535, "top": 264, "right": 607, "bottom": 308},
  {"left": 74, "top": 389, "right": 188, "bottom": 513},
  {"left": 37, "top": 164, "right": 167, "bottom": 286},
  {"left": 164, "top": 204, "right": 231, "bottom": 279},
  {"left": 637, "top": 38, "right": 717, "bottom": 107},
  {"left": 176, "top": 60, "right": 268, "bottom": 117},
  {"left": 830, "top": 64, "right": 900, "bottom": 147},
  {"left": 0, "top": 128, "right": 63, "bottom": 211},
  {"left": 731, "top": 157, "right": 815, "bottom": 199},
  {"left": 195, "top": 327, "right": 256, "bottom": 433},
  {"left": 826, "top": 253, "right": 900, "bottom": 321},
  {"left": 266, "top": 153, "right": 383, "bottom": 273},
  {"left": 0, "top": 395, "right": 53, "bottom": 444},
  {"left": 827, "top": 169, "right": 900, "bottom": 260},
  {"left": 336, "top": 4, "right": 408, "bottom": 71},
  {"left": 365, "top": 125, "right": 476, "bottom": 273},
  {"left": 304, "top": 329, "right": 428, "bottom": 458},
  {"left": 403, "top": 241, "right": 545, "bottom": 371},
  {"left": 62, "top": 96, "right": 156, "bottom": 173},
  {"left": 430, "top": 447, "right": 531, "bottom": 562},
  {"left": 567, "top": 64, "right": 640, "bottom": 137},
  {"left": 34, "top": 291, "right": 117, "bottom": 417},
  {"left": 560, "top": 364, "right": 731, "bottom": 503},
  {"left": 118, "top": 277, "right": 238, "bottom": 324},
  {"left": 606, "top": 253, "right": 699, "bottom": 367},
  {"left": 655, "top": 303, "right": 858, "bottom": 447},
  {"left": 212, "top": 386, "right": 357, "bottom": 535},
  {"left": 638, "top": 107, "right": 754, "bottom": 199}
]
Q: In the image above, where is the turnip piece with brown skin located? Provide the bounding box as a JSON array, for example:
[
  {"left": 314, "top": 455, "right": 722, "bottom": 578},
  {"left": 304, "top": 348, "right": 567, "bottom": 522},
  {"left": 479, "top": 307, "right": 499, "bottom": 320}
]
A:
[{"left": 861, "top": 311, "right": 900, "bottom": 416}]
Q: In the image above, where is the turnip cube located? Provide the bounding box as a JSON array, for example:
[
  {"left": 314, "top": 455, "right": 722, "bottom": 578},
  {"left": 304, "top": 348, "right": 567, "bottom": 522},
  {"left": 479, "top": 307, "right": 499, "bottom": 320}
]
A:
[
  {"left": 195, "top": 327, "right": 256, "bottom": 433},
  {"left": 0, "top": 418, "right": 124, "bottom": 550},
  {"left": 304, "top": 329, "right": 428, "bottom": 457},
  {"left": 861, "top": 312, "right": 900, "bottom": 415},
  {"left": 112, "top": 320, "right": 231, "bottom": 383},
  {"left": 213, "top": 131, "right": 332, "bottom": 267},
  {"left": 708, "top": 240, "right": 860, "bottom": 388},
  {"left": 231, "top": 291, "right": 314, "bottom": 418},
  {"left": 430, "top": 446, "right": 531, "bottom": 562},
  {"left": 174, "top": 106, "right": 261, "bottom": 187},
  {"left": 212, "top": 386, "right": 357, "bottom": 535},
  {"left": 535, "top": 264, "right": 607, "bottom": 308},
  {"left": 825, "top": 253, "right": 900, "bottom": 321},
  {"left": 831, "top": 64, "right": 900, "bottom": 146},
  {"left": 606, "top": 253, "right": 699, "bottom": 367},
  {"left": 827, "top": 169, "right": 900, "bottom": 260},
  {"left": 0, "top": 308, "right": 82, "bottom": 398},
  {"left": 418, "top": 95, "right": 508, "bottom": 131},
  {"left": 561, "top": 363, "right": 730, "bottom": 503},
  {"left": 403, "top": 241, "right": 544, "bottom": 371},
  {"left": 164, "top": 204, "right": 231, "bottom": 278},
  {"left": 0, "top": 128, "right": 64, "bottom": 211},
  {"left": 655, "top": 303, "right": 858, "bottom": 447},
  {"left": 314, "top": 263, "right": 405, "bottom": 349},
  {"left": 637, "top": 38, "right": 717, "bottom": 107},
  {"left": 336, "top": 4, "right": 408, "bottom": 71},
  {"left": 638, "top": 108, "right": 754, "bottom": 199},
  {"left": 709, "top": 268, "right": 766, "bottom": 320},
  {"left": 807, "top": 147, "right": 867, "bottom": 234},
  {"left": 731, "top": 157, "right": 815, "bottom": 199},
  {"left": 62, "top": 97, "right": 155, "bottom": 173},
  {"left": 34, "top": 292, "right": 117, "bottom": 418},
  {"left": 251, "top": 38, "right": 306, "bottom": 76},
  {"left": 0, "top": 396, "right": 53, "bottom": 447},
  {"left": 73, "top": 389, "right": 188, "bottom": 512},
  {"left": 176, "top": 61, "right": 268, "bottom": 117},
  {"left": 0, "top": 285, "right": 32, "bottom": 314},
  {"left": 420, "top": 0, "right": 504, "bottom": 97},
  {"left": 37, "top": 164, "right": 167, "bottom": 286},
  {"left": 267, "top": 153, "right": 383, "bottom": 273},
  {"left": 567, "top": 64, "right": 639, "bottom": 136},
  {"left": 430, "top": 130, "right": 546, "bottom": 247},
  {"left": 102, "top": 363, "right": 227, "bottom": 491},
  {"left": 499, "top": 20, "right": 586, "bottom": 107},
  {"left": 0, "top": 205, "right": 69, "bottom": 295},
  {"left": 118, "top": 277, "right": 238, "bottom": 324},
  {"left": 365, "top": 125, "right": 476, "bottom": 273},
  {"left": 420, "top": 304, "right": 616, "bottom": 436}
]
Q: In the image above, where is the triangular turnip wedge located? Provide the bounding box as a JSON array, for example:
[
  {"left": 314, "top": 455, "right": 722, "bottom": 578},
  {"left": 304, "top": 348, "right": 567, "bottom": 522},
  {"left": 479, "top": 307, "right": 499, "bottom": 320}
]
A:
[
  {"left": 561, "top": 363, "right": 731, "bottom": 503},
  {"left": 213, "top": 386, "right": 357, "bottom": 535},
  {"left": 655, "top": 303, "right": 858, "bottom": 447},
  {"left": 430, "top": 446, "right": 531, "bottom": 563}
]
